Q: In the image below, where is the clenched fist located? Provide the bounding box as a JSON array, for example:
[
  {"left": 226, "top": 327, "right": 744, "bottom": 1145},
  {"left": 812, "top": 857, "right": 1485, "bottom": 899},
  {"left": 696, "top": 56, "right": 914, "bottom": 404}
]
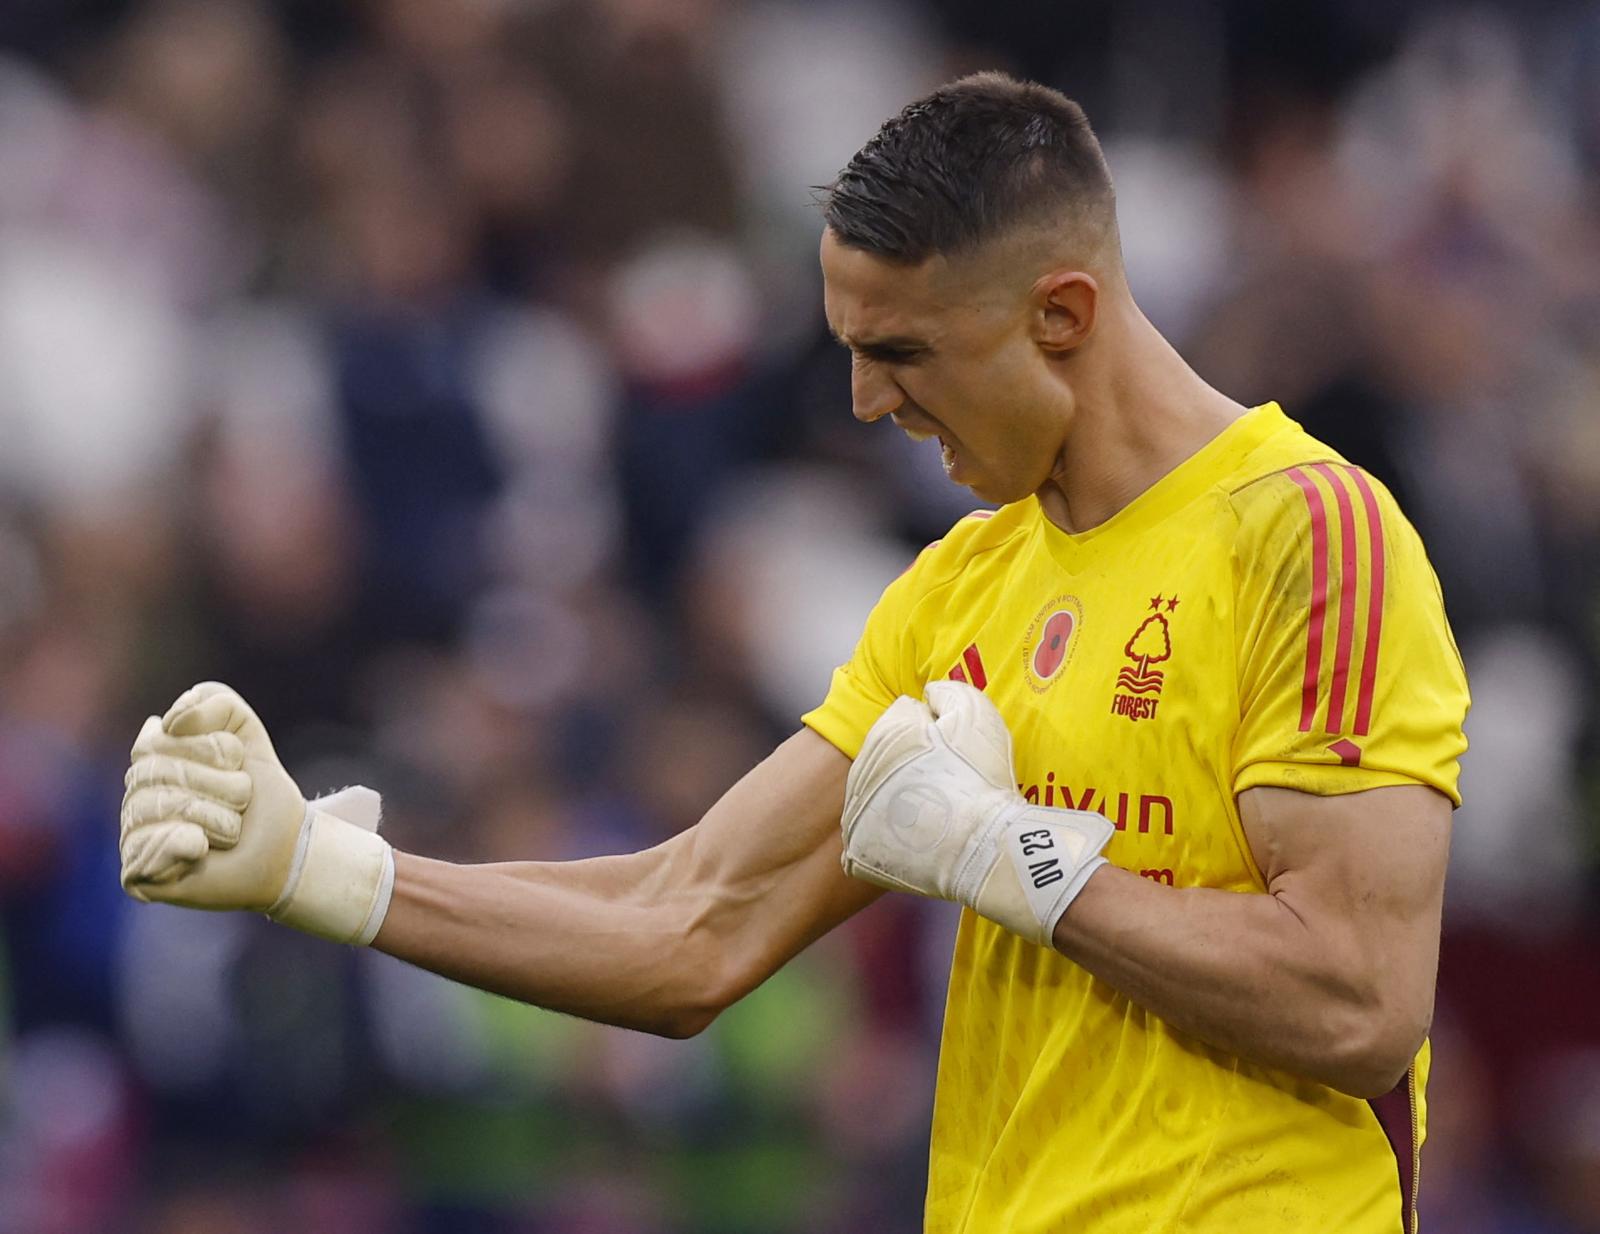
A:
[
  {"left": 841, "top": 680, "right": 1113, "bottom": 946},
  {"left": 120, "top": 682, "right": 394, "bottom": 945}
]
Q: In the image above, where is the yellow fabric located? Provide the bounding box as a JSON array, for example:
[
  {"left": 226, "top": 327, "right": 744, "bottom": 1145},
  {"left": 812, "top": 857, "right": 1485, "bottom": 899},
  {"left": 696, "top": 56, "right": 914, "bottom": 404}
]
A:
[{"left": 802, "top": 403, "right": 1469, "bottom": 1233}]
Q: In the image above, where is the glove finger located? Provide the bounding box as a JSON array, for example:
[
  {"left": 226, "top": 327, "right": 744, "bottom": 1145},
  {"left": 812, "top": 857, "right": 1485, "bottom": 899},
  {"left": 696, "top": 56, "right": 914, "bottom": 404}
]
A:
[
  {"left": 120, "top": 819, "right": 209, "bottom": 887},
  {"left": 877, "top": 693, "right": 931, "bottom": 732},
  {"left": 132, "top": 718, "right": 246, "bottom": 771},
  {"left": 127, "top": 788, "right": 243, "bottom": 849},
  {"left": 844, "top": 695, "right": 935, "bottom": 818},
  {"left": 925, "top": 679, "right": 1014, "bottom": 789},
  {"left": 122, "top": 785, "right": 243, "bottom": 848},
  {"left": 161, "top": 680, "right": 233, "bottom": 718},
  {"left": 124, "top": 754, "right": 253, "bottom": 811},
  {"left": 129, "top": 715, "right": 163, "bottom": 759},
  {"left": 162, "top": 682, "right": 270, "bottom": 750}
]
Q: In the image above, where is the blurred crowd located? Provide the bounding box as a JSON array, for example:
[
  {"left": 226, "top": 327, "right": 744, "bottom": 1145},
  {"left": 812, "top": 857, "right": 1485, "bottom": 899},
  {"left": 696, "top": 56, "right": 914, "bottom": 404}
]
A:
[{"left": 0, "top": 1, "right": 1597, "bottom": 1231}]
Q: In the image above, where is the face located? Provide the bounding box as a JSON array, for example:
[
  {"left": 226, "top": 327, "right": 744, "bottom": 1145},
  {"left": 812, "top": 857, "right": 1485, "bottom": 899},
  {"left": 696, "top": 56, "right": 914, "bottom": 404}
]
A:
[{"left": 819, "top": 228, "right": 1076, "bottom": 506}]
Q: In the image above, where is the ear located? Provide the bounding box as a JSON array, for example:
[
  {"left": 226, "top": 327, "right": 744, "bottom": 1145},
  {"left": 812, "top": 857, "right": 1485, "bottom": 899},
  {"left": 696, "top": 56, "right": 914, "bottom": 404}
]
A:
[{"left": 1031, "top": 270, "right": 1099, "bottom": 354}]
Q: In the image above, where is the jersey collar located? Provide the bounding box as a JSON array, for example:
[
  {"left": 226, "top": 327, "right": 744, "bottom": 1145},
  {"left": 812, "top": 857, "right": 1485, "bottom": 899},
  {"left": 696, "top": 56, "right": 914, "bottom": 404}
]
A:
[{"left": 1033, "top": 401, "right": 1291, "bottom": 571}]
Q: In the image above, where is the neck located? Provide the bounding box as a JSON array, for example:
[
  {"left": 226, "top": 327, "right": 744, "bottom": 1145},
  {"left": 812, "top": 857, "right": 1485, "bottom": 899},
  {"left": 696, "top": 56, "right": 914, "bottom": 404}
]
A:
[{"left": 1035, "top": 300, "right": 1246, "bottom": 533}]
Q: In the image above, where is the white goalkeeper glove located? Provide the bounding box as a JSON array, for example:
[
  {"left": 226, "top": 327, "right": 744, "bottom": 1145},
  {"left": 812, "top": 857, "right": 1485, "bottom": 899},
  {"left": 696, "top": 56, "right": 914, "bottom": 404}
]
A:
[
  {"left": 841, "top": 680, "right": 1114, "bottom": 946},
  {"left": 119, "top": 682, "right": 394, "bottom": 946}
]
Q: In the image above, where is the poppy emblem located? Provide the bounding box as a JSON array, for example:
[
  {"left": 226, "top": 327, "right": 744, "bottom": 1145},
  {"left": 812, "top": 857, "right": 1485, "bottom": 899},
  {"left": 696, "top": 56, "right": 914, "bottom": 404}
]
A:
[
  {"left": 1032, "top": 610, "right": 1076, "bottom": 681},
  {"left": 1022, "top": 595, "right": 1083, "bottom": 694}
]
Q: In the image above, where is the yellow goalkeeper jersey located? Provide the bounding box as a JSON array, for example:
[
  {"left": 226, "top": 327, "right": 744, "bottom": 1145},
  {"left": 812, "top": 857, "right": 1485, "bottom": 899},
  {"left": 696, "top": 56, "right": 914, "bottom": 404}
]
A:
[{"left": 802, "top": 402, "right": 1469, "bottom": 1233}]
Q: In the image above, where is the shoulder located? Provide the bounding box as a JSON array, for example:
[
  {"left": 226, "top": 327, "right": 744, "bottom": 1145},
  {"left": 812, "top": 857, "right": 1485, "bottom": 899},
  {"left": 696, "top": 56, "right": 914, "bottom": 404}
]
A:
[
  {"left": 895, "top": 503, "right": 1036, "bottom": 604},
  {"left": 1222, "top": 451, "right": 1455, "bottom": 703},
  {"left": 1214, "top": 412, "right": 1417, "bottom": 553},
  {"left": 1226, "top": 456, "right": 1426, "bottom": 581}
]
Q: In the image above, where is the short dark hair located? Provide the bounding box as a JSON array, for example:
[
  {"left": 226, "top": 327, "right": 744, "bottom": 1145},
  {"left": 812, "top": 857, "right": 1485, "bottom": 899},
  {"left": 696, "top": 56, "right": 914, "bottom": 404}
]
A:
[{"left": 821, "top": 72, "right": 1116, "bottom": 264}]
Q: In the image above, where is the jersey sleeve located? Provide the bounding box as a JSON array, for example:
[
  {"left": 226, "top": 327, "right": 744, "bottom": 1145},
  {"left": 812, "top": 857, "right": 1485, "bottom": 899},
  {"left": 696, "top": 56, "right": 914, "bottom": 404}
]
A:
[
  {"left": 1230, "top": 463, "right": 1470, "bottom": 803},
  {"left": 800, "top": 545, "right": 937, "bottom": 760}
]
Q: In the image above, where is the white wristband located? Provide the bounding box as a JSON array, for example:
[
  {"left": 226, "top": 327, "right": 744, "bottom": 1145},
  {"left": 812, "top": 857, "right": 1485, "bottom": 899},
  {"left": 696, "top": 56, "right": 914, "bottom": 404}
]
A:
[{"left": 267, "top": 788, "right": 395, "bottom": 945}]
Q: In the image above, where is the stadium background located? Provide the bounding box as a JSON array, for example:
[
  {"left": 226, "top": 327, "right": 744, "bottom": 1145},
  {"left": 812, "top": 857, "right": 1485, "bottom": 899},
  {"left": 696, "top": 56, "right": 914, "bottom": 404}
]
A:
[{"left": 0, "top": 0, "right": 1598, "bottom": 1230}]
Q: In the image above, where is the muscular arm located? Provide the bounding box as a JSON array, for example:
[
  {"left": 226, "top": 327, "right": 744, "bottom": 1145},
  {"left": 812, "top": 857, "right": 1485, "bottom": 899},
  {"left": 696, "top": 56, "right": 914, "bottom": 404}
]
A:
[
  {"left": 373, "top": 728, "right": 879, "bottom": 1038},
  {"left": 1050, "top": 784, "right": 1449, "bottom": 1098}
]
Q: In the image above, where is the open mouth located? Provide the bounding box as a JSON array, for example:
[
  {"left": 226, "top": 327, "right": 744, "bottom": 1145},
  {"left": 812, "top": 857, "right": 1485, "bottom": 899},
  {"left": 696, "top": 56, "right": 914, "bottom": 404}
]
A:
[
  {"left": 894, "top": 417, "right": 938, "bottom": 444},
  {"left": 894, "top": 416, "right": 961, "bottom": 478}
]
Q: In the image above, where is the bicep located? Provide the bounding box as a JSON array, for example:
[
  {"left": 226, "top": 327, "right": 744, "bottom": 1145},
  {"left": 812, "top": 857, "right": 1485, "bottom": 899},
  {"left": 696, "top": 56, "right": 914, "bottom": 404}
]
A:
[
  {"left": 655, "top": 726, "right": 881, "bottom": 1004},
  {"left": 1238, "top": 784, "right": 1450, "bottom": 999}
]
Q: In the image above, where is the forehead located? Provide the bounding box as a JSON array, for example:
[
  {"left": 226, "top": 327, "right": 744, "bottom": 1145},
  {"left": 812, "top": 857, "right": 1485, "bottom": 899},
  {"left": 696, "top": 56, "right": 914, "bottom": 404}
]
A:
[{"left": 819, "top": 228, "right": 954, "bottom": 340}]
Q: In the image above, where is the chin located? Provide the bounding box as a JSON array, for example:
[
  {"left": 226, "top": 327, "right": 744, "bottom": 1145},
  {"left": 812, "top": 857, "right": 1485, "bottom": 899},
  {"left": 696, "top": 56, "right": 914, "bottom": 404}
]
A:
[{"left": 962, "top": 474, "right": 1025, "bottom": 506}]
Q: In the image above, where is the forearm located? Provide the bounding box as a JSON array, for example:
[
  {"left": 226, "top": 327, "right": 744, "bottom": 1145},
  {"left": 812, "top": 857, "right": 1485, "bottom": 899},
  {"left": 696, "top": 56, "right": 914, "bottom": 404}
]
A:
[
  {"left": 374, "top": 849, "right": 723, "bottom": 1038},
  {"left": 117, "top": 690, "right": 860, "bottom": 1038},
  {"left": 1052, "top": 865, "right": 1419, "bottom": 1096}
]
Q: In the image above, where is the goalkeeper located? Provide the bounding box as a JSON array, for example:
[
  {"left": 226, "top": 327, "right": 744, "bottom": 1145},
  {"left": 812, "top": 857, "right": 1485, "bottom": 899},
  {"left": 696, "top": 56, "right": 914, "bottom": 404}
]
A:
[{"left": 119, "top": 73, "right": 1467, "bottom": 1234}]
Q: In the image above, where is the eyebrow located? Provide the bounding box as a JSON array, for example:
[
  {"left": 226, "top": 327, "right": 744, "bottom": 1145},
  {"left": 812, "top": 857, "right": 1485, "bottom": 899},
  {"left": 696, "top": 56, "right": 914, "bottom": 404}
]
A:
[{"left": 830, "top": 331, "right": 930, "bottom": 358}]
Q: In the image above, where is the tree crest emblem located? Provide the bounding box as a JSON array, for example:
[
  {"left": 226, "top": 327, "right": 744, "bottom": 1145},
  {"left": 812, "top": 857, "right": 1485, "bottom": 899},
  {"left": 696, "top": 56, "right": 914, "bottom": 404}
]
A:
[{"left": 1116, "top": 612, "right": 1172, "bottom": 697}]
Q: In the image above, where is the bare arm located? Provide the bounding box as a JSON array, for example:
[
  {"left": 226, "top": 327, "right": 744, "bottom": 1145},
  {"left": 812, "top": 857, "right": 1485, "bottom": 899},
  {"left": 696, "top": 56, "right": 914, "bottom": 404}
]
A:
[
  {"left": 373, "top": 728, "right": 879, "bottom": 1038},
  {"left": 1050, "top": 784, "right": 1449, "bottom": 1097}
]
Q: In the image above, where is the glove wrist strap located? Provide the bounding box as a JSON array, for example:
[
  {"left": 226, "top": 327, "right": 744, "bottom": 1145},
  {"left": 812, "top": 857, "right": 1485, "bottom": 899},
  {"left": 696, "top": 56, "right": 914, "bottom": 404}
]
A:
[
  {"left": 269, "top": 790, "right": 395, "bottom": 946},
  {"left": 983, "top": 802, "right": 1116, "bottom": 946}
]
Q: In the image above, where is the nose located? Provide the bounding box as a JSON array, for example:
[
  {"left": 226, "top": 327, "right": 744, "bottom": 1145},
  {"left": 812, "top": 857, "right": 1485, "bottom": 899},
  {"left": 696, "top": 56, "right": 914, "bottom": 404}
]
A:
[{"left": 850, "top": 359, "right": 905, "bottom": 424}]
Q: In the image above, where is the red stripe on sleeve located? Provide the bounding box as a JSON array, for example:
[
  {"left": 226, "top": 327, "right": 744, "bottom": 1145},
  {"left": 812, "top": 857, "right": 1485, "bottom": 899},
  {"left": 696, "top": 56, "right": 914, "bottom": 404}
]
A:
[
  {"left": 1286, "top": 468, "right": 1330, "bottom": 732},
  {"left": 948, "top": 662, "right": 968, "bottom": 684},
  {"left": 1345, "top": 467, "right": 1386, "bottom": 736},
  {"left": 1311, "top": 463, "right": 1360, "bottom": 733},
  {"left": 961, "top": 644, "right": 988, "bottom": 691}
]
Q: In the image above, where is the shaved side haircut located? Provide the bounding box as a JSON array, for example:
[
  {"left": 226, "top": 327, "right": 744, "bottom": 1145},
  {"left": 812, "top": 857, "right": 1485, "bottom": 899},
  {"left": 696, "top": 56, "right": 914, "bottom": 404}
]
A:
[{"left": 821, "top": 71, "right": 1118, "bottom": 265}]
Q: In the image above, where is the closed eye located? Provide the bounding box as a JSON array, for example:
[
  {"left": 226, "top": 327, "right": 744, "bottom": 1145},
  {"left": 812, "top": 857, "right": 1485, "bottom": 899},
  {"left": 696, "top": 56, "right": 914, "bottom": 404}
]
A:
[
  {"left": 844, "top": 342, "right": 926, "bottom": 366},
  {"left": 861, "top": 346, "right": 923, "bottom": 365},
  {"left": 830, "top": 331, "right": 928, "bottom": 366}
]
